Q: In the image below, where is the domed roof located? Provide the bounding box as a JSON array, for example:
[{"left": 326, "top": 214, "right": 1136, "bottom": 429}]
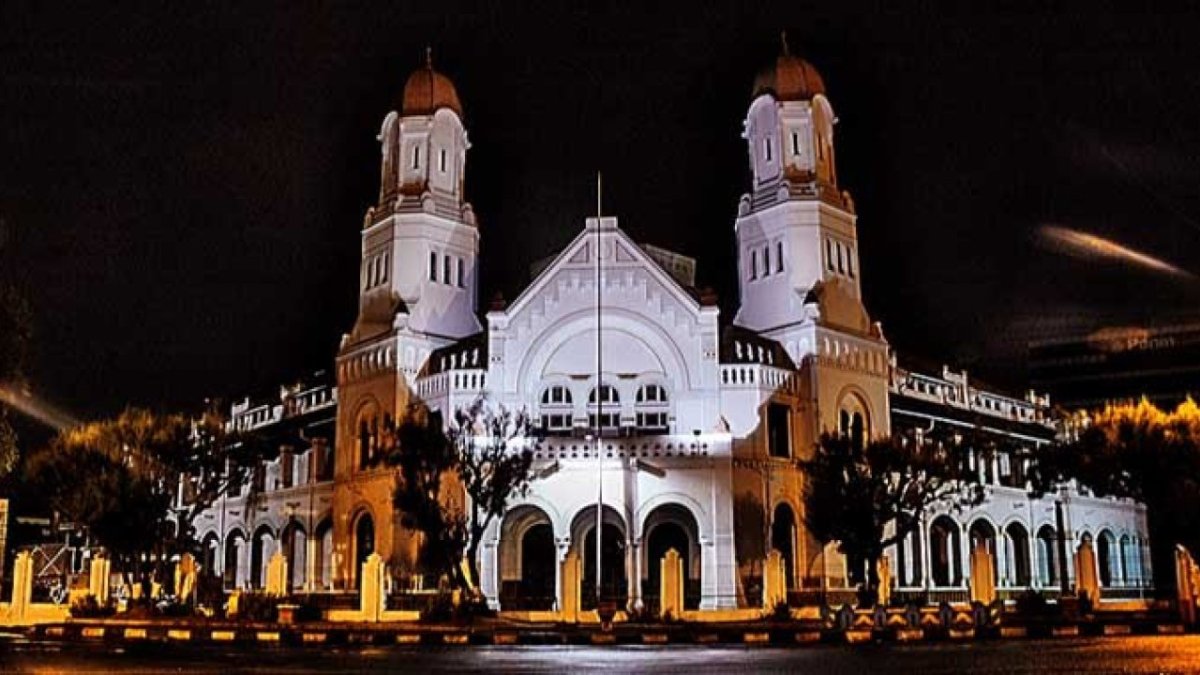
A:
[
  {"left": 401, "top": 51, "right": 463, "bottom": 117},
  {"left": 752, "top": 46, "right": 826, "bottom": 102}
]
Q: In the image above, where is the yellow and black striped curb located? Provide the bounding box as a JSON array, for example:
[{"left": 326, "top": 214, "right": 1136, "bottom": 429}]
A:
[{"left": 25, "top": 621, "right": 1194, "bottom": 647}]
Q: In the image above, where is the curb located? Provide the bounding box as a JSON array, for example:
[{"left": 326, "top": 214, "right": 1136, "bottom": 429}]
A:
[{"left": 24, "top": 620, "right": 1196, "bottom": 648}]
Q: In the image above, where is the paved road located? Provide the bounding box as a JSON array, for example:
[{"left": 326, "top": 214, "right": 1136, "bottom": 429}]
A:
[{"left": 3, "top": 634, "right": 1199, "bottom": 674}]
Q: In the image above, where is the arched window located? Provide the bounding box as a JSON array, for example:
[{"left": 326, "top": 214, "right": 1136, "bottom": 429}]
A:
[
  {"left": 838, "top": 395, "right": 869, "bottom": 451},
  {"left": 635, "top": 384, "right": 667, "bottom": 404},
  {"left": 539, "top": 385, "right": 573, "bottom": 433},
  {"left": 588, "top": 384, "right": 620, "bottom": 433},
  {"left": 589, "top": 384, "right": 619, "bottom": 404},
  {"left": 635, "top": 384, "right": 669, "bottom": 433}
]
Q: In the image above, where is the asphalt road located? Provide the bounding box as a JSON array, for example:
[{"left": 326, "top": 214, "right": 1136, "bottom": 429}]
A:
[{"left": 2, "top": 634, "right": 1199, "bottom": 674}]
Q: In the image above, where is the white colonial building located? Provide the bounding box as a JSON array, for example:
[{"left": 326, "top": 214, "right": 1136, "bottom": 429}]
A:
[{"left": 192, "top": 49, "right": 1153, "bottom": 612}]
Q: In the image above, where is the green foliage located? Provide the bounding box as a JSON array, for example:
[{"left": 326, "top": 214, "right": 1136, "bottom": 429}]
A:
[
  {"left": 234, "top": 592, "right": 280, "bottom": 622},
  {"left": 382, "top": 396, "right": 534, "bottom": 594},
  {"left": 69, "top": 594, "right": 116, "bottom": 618},
  {"left": 24, "top": 406, "right": 274, "bottom": 590},
  {"left": 803, "top": 431, "right": 984, "bottom": 604},
  {"left": 1030, "top": 399, "right": 1200, "bottom": 588}
]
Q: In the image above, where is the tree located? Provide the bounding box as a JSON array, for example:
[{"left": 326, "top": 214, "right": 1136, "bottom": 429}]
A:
[
  {"left": 383, "top": 397, "right": 535, "bottom": 597},
  {"left": 0, "top": 284, "right": 32, "bottom": 479},
  {"left": 802, "top": 431, "right": 984, "bottom": 606},
  {"left": 24, "top": 406, "right": 274, "bottom": 592},
  {"left": 1030, "top": 398, "right": 1200, "bottom": 594}
]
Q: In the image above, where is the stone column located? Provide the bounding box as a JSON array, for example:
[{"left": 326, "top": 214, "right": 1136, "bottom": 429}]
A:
[
  {"left": 958, "top": 525, "right": 971, "bottom": 588},
  {"left": 89, "top": 555, "right": 111, "bottom": 605},
  {"left": 359, "top": 552, "right": 385, "bottom": 622},
  {"left": 630, "top": 538, "right": 643, "bottom": 612},
  {"left": 265, "top": 552, "right": 288, "bottom": 597},
  {"left": 660, "top": 548, "right": 683, "bottom": 619},
  {"left": 919, "top": 519, "right": 932, "bottom": 590},
  {"left": 10, "top": 550, "right": 32, "bottom": 622},
  {"left": 554, "top": 537, "right": 569, "bottom": 612},
  {"left": 560, "top": 550, "right": 581, "bottom": 623},
  {"left": 763, "top": 549, "right": 786, "bottom": 610}
]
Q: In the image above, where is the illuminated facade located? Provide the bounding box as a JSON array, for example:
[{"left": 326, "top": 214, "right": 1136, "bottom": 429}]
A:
[{"left": 193, "top": 51, "right": 1153, "bottom": 610}]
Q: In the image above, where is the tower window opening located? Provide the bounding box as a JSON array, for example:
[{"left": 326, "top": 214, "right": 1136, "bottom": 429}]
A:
[
  {"left": 837, "top": 242, "right": 845, "bottom": 274},
  {"left": 776, "top": 241, "right": 783, "bottom": 273},
  {"left": 382, "top": 252, "right": 389, "bottom": 282},
  {"left": 848, "top": 248, "right": 855, "bottom": 278},
  {"left": 825, "top": 239, "right": 834, "bottom": 272},
  {"left": 791, "top": 132, "right": 800, "bottom": 156},
  {"left": 457, "top": 257, "right": 464, "bottom": 288},
  {"left": 429, "top": 251, "right": 437, "bottom": 281},
  {"left": 763, "top": 245, "right": 770, "bottom": 276},
  {"left": 763, "top": 137, "right": 772, "bottom": 162},
  {"left": 750, "top": 249, "right": 759, "bottom": 280},
  {"left": 439, "top": 148, "right": 447, "bottom": 173},
  {"left": 412, "top": 145, "right": 420, "bottom": 169},
  {"left": 443, "top": 254, "right": 451, "bottom": 284}
]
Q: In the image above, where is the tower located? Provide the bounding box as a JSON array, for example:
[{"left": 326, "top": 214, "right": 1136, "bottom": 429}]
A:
[
  {"left": 732, "top": 43, "right": 890, "bottom": 439},
  {"left": 331, "top": 53, "right": 481, "bottom": 588}
]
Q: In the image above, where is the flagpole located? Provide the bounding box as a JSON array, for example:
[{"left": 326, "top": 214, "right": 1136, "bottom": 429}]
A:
[{"left": 594, "top": 171, "right": 604, "bottom": 609}]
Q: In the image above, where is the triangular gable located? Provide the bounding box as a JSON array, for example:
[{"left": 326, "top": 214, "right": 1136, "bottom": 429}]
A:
[{"left": 497, "top": 220, "right": 705, "bottom": 320}]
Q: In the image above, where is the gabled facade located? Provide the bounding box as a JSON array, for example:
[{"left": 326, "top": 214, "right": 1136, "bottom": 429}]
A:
[{"left": 193, "top": 48, "right": 1153, "bottom": 611}]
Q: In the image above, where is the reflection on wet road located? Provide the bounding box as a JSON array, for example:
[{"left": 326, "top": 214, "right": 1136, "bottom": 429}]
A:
[{"left": 2, "top": 634, "right": 1200, "bottom": 674}]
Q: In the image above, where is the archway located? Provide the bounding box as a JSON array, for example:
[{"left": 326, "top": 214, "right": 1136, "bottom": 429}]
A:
[
  {"left": 1036, "top": 525, "right": 1058, "bottom": 585},
  {"left": 283, "top": 522, "right": 308, "bottom": 591},
  {"left": 201, "top": 533, "right": 219, "bottom": 577},
  {"left": 1119, "top": 535, "right": 1133, "bottom": 586},
  {"left": 353, "top": 511, "right": 376, "bottom": 590},
  {"left": 968, "top": 519, "right": 998, "bottom": 584},
  {"left": 643, "top": 503, "right": 702, "bottom": 611},
  {"left": 929, "top": 516, "right": 961, "bottom": 586},
  {"left": 250, "top": 525, "right": 276, "bottom": 590},
  {"left": 314, "top": 518, "right": 333, "bottom": 590},
  {"left": 498, "top": 505, "right": 556, "bottom": 610},
  {"left": 570, "top": 506, "right": 627, "bottom": 610},
  {"left": 896, "top": 528, "right": 922, "bottom": 587},
  {"left": 1098, "top": 530, "right": 1117, "bottom": 587},
  {"left": 1005, "top": 522, "right": 1031, "bottom": 587},
  {"left": 771, "top": 503, "right": 797, "bottom": 590},
  {"left": 224, "top": 529, "right": 246, "bottom": 590}
]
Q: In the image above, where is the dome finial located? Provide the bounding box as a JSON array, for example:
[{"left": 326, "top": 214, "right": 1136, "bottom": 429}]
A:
[
  {"left": 425, "top": 45, "right": 433, "bottom": 69},
  {"left": 780, "top": 30, "right": 790, "bottom": 57}
]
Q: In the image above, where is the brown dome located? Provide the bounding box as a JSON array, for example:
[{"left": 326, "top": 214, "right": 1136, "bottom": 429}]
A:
[
  {"left": 401, "top": 60, "right": 463, "bottom": 117},
  {"left": 752, "top": 54, "right": 826, "bottom": 102}
]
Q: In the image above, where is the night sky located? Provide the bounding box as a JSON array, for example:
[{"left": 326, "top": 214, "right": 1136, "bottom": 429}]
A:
[{"left": 3, "top": 2, "right": 1200, "bottom": 420}]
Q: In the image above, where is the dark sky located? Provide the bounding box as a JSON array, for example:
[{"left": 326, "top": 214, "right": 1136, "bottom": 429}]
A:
[{"left": 3, "top": 2, "right": 1200, "bottom": 419}]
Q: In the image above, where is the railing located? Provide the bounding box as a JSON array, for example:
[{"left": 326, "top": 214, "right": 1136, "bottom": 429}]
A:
[
  {"left": 416, "top": 369, "right": 487, "bottom": 398},
  {"left": 719, "top": 364, "right": 799, "bottom": 394}
]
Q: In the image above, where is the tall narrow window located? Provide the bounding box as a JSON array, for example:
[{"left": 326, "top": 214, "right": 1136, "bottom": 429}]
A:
[
  {"left": 763, "top": 137, "right": 772, "bottom": 162},
  {"left": 763, "top": 245, "right": 770, "bottom": 275},
  {"left": 848, "top": 248, "right": 855, "bottom": 278},
  {"left": 429, "top": 251, "right": 437, "bottom": 281},
  {"left": 456, "top": 257, "right": 464, "bottom": 288},
  {"left": 836, "top": 242, "right": 845, "bottom": 273},
  {"left": 439, "top": 148, "right": 447, "bottom": 172},
  {"left": 443, "top": 254, "right": 451, "bottom": 284},
  {"left": 750, "top": 250, "right": 759, "bottom": 280},
  {"left": 825, "top": 239, "right": 834, "bottom": 271},
  {"left": 381, "top": 252, "right": 389, "bottom": 282},
  {"left": 767, "top": 403, "right": 791, "bottom": 458},
  {"left": 411, "top": 145, "right": 420, "bottom": 169},
  {"left": 776, "top": 241, "right": 783, "bottom": 272},
  {"left": 791, "top": 132, "right": 800, "bottom": 156}
]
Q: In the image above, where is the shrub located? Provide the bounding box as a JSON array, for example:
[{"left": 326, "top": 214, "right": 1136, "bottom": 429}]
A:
[
  {"left": 235, "top": 592, "right": 280, "bottom": 622},
  {"left": 70, "top": 594, "right": 116, "bottom": 618}
]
